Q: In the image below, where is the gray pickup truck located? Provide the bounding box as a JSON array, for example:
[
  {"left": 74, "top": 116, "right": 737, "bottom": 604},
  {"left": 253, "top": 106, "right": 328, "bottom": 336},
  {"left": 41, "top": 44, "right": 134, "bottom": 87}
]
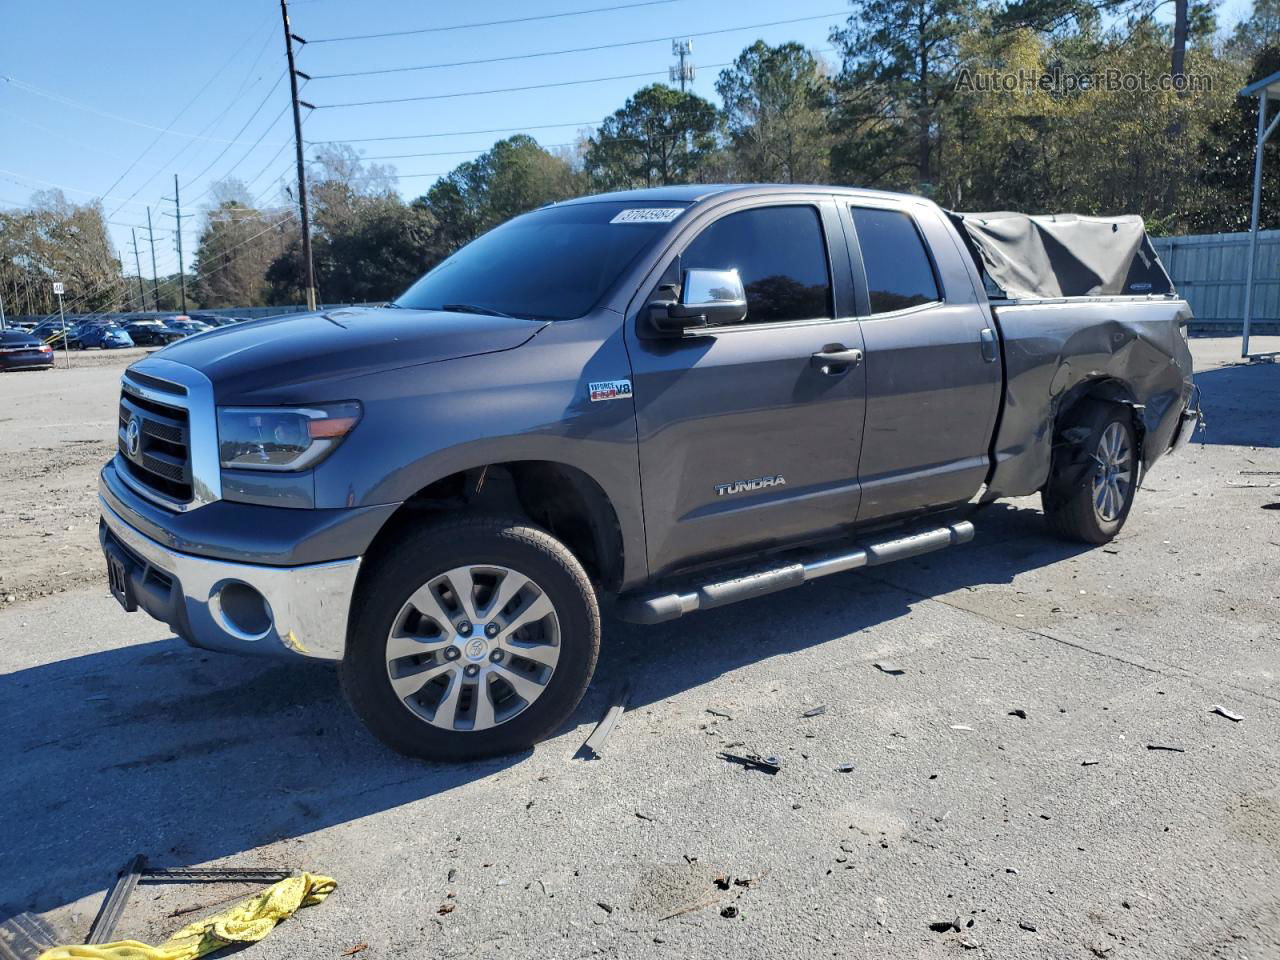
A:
[{"left": 99, "top": 184, "right": 1201, "bottom": 759}]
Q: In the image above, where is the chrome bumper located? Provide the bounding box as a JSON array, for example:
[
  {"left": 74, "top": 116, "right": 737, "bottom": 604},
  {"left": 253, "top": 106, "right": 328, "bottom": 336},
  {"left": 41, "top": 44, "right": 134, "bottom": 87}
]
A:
[{"left": 99, "top": 495, "right": 360, "bottom": 660}]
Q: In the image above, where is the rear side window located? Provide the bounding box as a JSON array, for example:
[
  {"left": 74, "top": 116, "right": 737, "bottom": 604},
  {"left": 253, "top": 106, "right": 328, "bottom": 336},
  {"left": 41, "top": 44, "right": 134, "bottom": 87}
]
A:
[
  {"left": 682, "top": 205, "right": 831, "bottom": 325},
  {"left": 851, "top": 207, "right": 941, "bottom": 314}
]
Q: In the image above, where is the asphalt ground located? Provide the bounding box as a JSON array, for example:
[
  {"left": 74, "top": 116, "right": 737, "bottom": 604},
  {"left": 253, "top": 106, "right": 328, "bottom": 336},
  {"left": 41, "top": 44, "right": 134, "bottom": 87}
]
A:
[{"left": 0, "top": 336, "right": 1277, "bottom": 960}]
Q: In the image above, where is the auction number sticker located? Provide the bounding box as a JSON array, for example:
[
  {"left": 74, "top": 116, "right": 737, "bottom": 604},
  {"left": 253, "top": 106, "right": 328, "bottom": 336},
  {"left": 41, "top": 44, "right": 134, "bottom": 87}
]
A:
[{"left": 610, "top": 207, "right": 683, "bottom": 224}]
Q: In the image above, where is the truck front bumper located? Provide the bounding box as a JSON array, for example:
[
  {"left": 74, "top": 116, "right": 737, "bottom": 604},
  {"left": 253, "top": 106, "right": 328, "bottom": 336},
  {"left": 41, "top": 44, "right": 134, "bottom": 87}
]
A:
[{"left": 99, "top": 495, "right": 360, "bottom": 660}]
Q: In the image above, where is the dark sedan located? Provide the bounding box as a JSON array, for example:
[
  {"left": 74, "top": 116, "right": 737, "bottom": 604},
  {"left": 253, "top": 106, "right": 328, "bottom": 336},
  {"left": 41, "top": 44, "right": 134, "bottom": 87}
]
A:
[
  {"left": 0, "top": 330, "right": 55, "bottom": 371},
  {"left": 124, "top": 322, "right": 188, "bottom": 346}
]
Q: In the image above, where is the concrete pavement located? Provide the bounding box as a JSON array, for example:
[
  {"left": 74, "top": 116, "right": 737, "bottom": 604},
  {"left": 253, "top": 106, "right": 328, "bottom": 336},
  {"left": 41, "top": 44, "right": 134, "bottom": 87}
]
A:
[{"left": 0, "top": 336, "right": 1277, "bottom": 959}]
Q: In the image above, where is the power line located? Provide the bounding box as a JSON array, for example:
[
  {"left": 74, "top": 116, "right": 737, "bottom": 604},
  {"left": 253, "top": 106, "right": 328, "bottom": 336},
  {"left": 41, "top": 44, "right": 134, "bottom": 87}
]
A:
[
  {"left": 308, "top": 119, "right": 606, "bottom": 145},
  {"left": 308, "top": 12, "right": 846, "bottom": 79},
  {"left": 96, "top": 11, "right": 280, "bottom": 205},
  {"left": 0, "top": 168, "right": 154, "bottom": 209},
  {"left": 310, "top": 47, "right": 836, "bottom": 109},
  {"left": 102, "top": 21, "right": 284, "bottom": 219},
  {"left": 0, "top": 75, "right": 291, "bottom": 146},
  {"left": 313, "top": 66, "right": 701, "bottom": 109},
  {"left": 107, "top": 74, "right": 289, "bottom": 220},
  {"left": 184, "top": 94, "right": 293, "bottom": 207},
  {"left": 305, "top": 0, "right": 681, "bottom": 44},
  {"left": 50, "top": 212, "right": 297, "bottom": 321},
  {"left": 0, "top": 108, "right": 179, "bottom": 176}
]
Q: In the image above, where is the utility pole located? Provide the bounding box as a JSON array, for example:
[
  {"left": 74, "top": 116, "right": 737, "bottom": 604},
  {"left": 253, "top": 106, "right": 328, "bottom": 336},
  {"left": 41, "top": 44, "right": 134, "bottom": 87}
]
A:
[
  {"left": 162, "top": 174, "right": 188, "bottom": 314},
  {"left": 669, "top": 39, "right": 693, "bottom": 92},
  {"left": 280, "top": 0, "right": 317, "bottom": 311},
  {"left": 130, "top": 229, "right": 147, "bottom": 310},
  {"left": 0, "top": 286, "right": 6, "bottom": 331},
  {"left": 146, "top": 207, "right": 160, "bottom": 312}
]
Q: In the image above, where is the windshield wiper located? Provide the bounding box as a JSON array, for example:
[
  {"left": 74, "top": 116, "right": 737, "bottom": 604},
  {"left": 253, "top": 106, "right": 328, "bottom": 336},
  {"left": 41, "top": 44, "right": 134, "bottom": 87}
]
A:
[{"left": 438, "top": 303, "right": 517, "bottom": 319}]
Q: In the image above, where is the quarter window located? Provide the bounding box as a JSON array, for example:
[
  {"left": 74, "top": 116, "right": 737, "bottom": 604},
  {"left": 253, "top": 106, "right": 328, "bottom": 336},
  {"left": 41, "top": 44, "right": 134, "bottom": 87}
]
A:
[
  {"left": 682, "top": 206, "right": 832, "bottom": 325},
  {"left": 851, "top": 207, "right": 941, "bottom": 314}
]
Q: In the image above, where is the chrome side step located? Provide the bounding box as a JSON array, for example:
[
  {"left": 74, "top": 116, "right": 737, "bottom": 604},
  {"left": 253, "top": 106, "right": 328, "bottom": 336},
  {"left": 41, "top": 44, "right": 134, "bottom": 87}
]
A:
[{"left": 615, "top": 520, "right": 974, "bottom": 624}]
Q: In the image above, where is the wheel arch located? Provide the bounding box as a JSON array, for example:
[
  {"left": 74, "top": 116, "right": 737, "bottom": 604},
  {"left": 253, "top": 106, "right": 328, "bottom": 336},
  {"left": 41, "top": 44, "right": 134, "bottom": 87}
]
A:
[
  {"left": 359, "top": 459, "right": 629, "bottom": 596},
  {"left": 1044, "top": 384, "right": 1142, "bottom": 506}
]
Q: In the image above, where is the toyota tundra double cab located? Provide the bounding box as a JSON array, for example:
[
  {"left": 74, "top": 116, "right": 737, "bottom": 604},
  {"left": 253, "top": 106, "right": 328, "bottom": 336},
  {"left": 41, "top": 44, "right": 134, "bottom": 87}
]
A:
[{"left": 99, "top": 185, "right": 1201, "bottom": 759}]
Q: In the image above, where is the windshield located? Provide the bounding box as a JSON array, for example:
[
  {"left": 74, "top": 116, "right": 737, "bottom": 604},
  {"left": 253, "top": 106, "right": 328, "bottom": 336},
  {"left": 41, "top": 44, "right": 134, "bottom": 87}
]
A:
[{"left": 395, "top": 201, "right": 688, "bottom": 320}]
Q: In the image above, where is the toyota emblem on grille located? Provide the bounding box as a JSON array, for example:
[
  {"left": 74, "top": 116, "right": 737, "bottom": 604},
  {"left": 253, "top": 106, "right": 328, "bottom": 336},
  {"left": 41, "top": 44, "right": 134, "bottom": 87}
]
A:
[{"left": 125, "top": 418, "right": 141, "bottom": 457}]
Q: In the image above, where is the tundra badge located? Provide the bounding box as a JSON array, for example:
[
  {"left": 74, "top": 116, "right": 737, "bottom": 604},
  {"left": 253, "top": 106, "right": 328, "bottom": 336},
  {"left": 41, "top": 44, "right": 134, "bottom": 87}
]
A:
[
  {"left": 715, "top": 475, "right": 786, "bottom": 497},
  {"left": 589, "top": 380, "right": 633, "bottom": 402}
]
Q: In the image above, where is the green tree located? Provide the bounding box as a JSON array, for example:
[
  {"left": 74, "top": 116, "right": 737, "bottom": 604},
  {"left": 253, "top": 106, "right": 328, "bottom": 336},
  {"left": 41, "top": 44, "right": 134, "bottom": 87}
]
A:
[
  {"left": 1231, "top": 0, "right": 1280, "bottom": 54},
  {"left": 0, "top": 190, "right": 123, "bottom": 316},
  {"left": 584, "top": 84, "right": 720, "bottom": 189},
  {"left": 937, "top": 23, "right": 1244, "bottom": 228},
  {"left": 419, "top": 134, "right": 584, "bottom": 253},
  {"left": 192, "top": 180, "right": 292, "bottom": 307},
  {"left": 1186, "top": 46, "right": 1280, "bottom": 232},
  {"left": 715, "top": 42, "right": 832, "bottom": 182},
  {"left": 830, "top": 0, "right": 976, "bottom": 190}
]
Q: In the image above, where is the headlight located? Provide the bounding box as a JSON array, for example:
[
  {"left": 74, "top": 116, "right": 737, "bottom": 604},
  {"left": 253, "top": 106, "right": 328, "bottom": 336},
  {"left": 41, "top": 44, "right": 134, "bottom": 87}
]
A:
[{"left": 217, "top": 401, "right": 362, "bottom": 471}]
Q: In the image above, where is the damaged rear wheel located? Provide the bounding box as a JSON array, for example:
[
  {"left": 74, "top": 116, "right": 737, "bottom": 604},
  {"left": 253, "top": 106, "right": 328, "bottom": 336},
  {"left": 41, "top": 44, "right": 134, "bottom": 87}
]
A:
[
  {"left": 340, "top": 516, "right": 600, "bottom": 760},
  {"left": 1042, "top": 402, "right": 1138, "bottom": 544}
]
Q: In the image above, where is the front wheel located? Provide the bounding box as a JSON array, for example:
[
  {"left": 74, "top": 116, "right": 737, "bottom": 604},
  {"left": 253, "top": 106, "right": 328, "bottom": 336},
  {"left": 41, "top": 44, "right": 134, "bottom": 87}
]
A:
[
  {"left": 1042, "top": 403, "right": 1138, "bottom": 544},
  {"left": 340, "top": 517, "right": 600, "bottom": 760}
]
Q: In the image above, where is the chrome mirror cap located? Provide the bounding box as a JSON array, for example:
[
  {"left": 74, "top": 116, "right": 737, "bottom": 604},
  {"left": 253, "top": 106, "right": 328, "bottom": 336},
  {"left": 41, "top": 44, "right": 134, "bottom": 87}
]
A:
[{"left": 682, "top": 268, "right": 746, "bottom": 314}]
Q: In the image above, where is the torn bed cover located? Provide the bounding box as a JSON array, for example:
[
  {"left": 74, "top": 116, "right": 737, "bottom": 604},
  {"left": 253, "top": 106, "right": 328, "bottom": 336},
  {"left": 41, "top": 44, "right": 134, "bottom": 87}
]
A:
[{"left": 948, "top": 211, "right": 1174, "bottom": 300}]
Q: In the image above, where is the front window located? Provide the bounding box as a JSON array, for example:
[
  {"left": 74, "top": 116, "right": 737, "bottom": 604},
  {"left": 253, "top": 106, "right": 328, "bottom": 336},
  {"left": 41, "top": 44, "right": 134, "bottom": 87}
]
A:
[
  {"left": 681, "top": 205, "right": 833, "bottom": 325},
  {"left": 396, "top": 201, "right": 689, "bottom": 320}
]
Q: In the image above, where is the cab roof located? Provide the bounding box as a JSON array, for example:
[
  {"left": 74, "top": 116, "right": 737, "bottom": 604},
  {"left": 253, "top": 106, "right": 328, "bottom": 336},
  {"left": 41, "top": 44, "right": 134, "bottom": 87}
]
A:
[{"left": 556, "top": 184, "right": 921, "bottom": 206}]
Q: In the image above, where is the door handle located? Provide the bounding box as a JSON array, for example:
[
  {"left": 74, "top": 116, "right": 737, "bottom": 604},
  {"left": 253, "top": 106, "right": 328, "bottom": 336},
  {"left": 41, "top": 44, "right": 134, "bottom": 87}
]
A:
[
  {"left": 980, "top": 327, "right": 998, "bottom": 363},
  {"left": 810, "top": 345, "right": 863, "bottom": 374}
]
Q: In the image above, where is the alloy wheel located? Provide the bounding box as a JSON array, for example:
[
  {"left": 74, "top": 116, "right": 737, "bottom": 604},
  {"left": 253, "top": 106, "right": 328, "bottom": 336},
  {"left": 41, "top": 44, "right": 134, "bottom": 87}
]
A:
[
  {"left": 384, "top": 564, "right": 561, "bottom": 732},
  {"left": 1091, "top": 421, "right": 1133, "bottom": 523}
]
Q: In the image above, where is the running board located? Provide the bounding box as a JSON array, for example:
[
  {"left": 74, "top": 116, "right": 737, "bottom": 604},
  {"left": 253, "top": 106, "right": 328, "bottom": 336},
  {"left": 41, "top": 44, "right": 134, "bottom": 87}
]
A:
[{"left": 615, "top": 520, "right": 974, "bottom": 625}]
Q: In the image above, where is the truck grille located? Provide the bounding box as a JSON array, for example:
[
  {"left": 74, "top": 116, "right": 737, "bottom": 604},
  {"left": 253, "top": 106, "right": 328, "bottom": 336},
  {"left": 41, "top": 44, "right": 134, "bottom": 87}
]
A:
[{"left": 118, "top": 376, "right": 193, "bottom": 503}]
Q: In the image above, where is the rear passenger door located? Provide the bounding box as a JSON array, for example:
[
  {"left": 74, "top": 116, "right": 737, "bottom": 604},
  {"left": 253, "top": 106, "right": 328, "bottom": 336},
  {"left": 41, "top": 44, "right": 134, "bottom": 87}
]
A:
[
  {"left": 627, "top": 198, "right": 867, "bottom": 577},
  {"left": 842, "top": 200, "right": 1001, "bottom": 523}
]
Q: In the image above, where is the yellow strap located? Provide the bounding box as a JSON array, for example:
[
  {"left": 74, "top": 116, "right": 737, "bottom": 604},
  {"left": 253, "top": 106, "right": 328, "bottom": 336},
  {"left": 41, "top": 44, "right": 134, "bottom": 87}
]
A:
[{"left": 39, "top": 873, "right": 337, "bottom": 960}]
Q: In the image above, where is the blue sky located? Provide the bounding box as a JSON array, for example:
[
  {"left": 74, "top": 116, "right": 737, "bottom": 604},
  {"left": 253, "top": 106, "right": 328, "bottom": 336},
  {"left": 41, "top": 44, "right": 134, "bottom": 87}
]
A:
[{"left": 0, "top": 0, "right": 1252, "bottom": 281}]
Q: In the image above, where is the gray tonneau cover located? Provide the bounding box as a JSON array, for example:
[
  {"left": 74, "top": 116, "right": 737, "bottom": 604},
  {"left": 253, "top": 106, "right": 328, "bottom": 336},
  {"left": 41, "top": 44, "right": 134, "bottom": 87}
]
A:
[{"left": 948, "top": 211, "right": 1174, "bottom": 300}]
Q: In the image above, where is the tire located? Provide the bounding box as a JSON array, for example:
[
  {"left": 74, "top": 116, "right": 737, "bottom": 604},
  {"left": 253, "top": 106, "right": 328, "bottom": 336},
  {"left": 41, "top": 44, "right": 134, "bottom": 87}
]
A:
[
  {"left": 339, "top": 516, "right": 600, "bottom": 760},
  {"left": 1042, "top": 402, "right": 1139, "bottom": 544}
]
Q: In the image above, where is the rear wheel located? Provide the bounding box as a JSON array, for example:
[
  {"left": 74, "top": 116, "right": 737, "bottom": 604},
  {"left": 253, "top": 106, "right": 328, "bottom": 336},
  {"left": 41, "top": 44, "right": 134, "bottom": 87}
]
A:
[
  {"left": 340, "top": 516, "right": 600, "bottom": 760},
  {"left": 1042, "top": 403, "right": 1138, "bottom": 544}
]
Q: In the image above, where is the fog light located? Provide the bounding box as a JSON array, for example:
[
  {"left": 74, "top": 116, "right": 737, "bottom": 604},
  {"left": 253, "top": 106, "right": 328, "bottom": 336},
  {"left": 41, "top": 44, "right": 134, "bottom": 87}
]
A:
[{"left": 214, "top": 581, "right": 272, "bottom": 639}]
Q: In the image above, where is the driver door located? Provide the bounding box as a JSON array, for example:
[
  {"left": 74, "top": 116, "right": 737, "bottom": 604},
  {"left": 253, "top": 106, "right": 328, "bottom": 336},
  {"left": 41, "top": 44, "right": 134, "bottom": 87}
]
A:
[{"left": 626, "top": 197, "right": 868, "bottom": 577}]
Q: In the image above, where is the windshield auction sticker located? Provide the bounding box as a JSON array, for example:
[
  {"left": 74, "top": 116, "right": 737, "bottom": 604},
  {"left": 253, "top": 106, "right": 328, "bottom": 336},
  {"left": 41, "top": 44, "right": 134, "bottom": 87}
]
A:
[{"left": 610, "top": 208, "right": 683, "bottom": 224}]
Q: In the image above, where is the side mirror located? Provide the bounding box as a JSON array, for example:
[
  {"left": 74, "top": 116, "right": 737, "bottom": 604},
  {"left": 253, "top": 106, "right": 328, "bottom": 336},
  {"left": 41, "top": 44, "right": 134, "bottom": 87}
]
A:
[{"left": 644, "top": 268, "right": 747, "bottom": 337}]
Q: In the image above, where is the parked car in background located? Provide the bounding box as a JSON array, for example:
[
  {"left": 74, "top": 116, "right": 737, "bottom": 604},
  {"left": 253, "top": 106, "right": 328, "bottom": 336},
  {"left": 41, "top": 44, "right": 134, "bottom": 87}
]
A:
[
  {"left": 124, "top": 321, "right": 187, "bottom": 346},
  {"left": 169, "top": 319, "right": 213, "bottom": 335},
  {"left": 0, "top": 329, "right": 55, "bottom": 371},
  {"left": 32, "top": 320, "right": 82, "bottom": 350},
  {"left": 186, "top": 312, "right": 238, "bottom": 327},
  {"left": 78, "top": 323, "right": 135, "bottom": 349}
]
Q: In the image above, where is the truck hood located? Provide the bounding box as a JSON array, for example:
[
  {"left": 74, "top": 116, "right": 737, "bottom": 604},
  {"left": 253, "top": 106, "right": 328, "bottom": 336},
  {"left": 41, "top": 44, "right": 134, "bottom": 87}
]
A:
[{"left": 151, "top": 306, "right": 548, "bottom": 402}]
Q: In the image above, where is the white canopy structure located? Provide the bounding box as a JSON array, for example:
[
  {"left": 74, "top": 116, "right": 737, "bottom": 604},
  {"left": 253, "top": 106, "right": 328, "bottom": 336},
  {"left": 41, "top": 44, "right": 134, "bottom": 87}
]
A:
[{"left": 1240, "top": 69, "right": 1280, "bottom": 357}]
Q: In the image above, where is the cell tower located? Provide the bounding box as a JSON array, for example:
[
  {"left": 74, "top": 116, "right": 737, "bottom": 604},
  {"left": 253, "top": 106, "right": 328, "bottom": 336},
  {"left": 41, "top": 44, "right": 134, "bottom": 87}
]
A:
[{"left": 669, "top": 39, "right": 694, "bottom": 91}]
